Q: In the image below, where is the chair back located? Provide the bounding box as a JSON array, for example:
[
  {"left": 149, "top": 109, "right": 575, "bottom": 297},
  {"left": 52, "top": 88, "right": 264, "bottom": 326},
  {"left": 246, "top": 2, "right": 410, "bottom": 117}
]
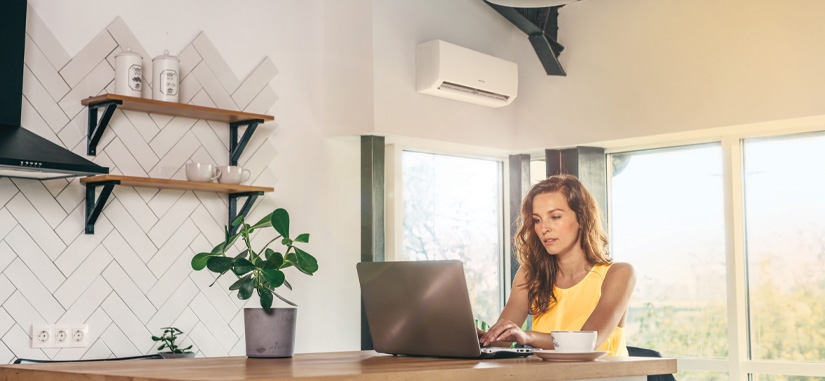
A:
[{"left": 626, "top": 346, "right": 676, "bottom": 381}]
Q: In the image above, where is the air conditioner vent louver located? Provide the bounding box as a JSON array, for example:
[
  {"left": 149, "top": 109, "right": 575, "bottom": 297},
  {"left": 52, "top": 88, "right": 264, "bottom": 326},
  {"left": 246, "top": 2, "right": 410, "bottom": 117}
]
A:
[{"left": 438, "top": 81, "right": 510, "bottom": 102}]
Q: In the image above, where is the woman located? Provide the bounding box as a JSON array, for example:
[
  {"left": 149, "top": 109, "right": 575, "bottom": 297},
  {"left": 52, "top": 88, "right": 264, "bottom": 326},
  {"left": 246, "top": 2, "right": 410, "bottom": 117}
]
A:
[{"left": 479, "top": 174, "right": 635, "bottom": 356}]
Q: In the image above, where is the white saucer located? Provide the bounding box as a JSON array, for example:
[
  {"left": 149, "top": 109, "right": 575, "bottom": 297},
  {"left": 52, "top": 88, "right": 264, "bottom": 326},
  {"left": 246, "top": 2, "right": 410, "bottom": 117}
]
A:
[{"left": 531, "top": 349, "right": 609, "bottom": 362}]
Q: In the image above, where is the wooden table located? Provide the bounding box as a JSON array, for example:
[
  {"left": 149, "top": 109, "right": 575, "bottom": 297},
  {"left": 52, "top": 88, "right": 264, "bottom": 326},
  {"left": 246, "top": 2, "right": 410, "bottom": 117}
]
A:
[{"left": 0, "top": 350, "right": 676, "bottom": 381}]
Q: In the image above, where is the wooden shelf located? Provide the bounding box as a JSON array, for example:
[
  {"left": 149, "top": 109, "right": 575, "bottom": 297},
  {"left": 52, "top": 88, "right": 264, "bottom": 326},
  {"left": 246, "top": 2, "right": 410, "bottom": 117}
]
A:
[
  {"left": 80, "top": 95, "right": 276, "bottom": 235},
  {"left": 81, "top": 94, "right": 274, "bottom": 124},
  {"left": 79, "top": 175, "right": 273, "bottom": 194},
  {"left": 82, "top": 94, "right": 272, "bottom": 164},
  {"left": 80, "top": 175, "right": 273, "bottom": 234}
]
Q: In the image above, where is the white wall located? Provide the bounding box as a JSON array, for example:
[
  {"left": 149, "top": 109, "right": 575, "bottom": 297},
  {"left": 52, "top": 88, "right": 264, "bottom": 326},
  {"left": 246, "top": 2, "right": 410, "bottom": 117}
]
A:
[
  {"left": 4, "top": 0, "right": 362, "bottom": 360},
  {"left": 13, "top": 0, "right": 824, "bottom": 362},
  {"left": 372, "top": 0, "right": 521, "bottom": 150},
  {"left": 7, "top": 0, "right": 523, "bottom": 362},
  {"left": 323, "top": 0, "right": 375, "bottom": 136},
  {"left": 513, "top": 0, "right": 825, "bottom": 151}
]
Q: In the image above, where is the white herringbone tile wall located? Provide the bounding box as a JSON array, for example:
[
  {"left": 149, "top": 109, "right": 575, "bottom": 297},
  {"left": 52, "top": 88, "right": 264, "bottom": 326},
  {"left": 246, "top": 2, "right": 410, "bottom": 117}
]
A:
[{"left": 0, "top": 7, "right": 279, "bottom": 362}]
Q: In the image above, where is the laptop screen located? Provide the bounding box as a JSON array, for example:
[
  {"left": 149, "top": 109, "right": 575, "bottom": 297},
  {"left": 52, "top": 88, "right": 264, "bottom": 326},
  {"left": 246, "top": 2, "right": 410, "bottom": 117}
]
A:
[{"left": 357, "top": 260, "right": 485, "bottom": 358}]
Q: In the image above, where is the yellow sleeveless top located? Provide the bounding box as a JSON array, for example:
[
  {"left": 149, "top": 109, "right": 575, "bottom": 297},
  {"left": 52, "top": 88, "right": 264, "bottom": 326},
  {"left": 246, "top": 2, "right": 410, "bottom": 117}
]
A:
[{"left": 531, "top": 263, "right": 628, "bottom": 356}]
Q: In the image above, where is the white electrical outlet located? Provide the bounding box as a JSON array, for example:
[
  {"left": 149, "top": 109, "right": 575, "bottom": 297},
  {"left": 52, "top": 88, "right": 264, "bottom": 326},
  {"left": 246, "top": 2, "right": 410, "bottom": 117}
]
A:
[
  {"left": 54, "top": 325, "right": 70, "bottom": 344},
  {"left": 31, "top": 324, "right": 53, "bottom": 348},
  {"left": 70, "top": 324, "right": 89, "bottom": 347},
  {"left": 31, "top": 323, "right": 89, "bottom": 348}
]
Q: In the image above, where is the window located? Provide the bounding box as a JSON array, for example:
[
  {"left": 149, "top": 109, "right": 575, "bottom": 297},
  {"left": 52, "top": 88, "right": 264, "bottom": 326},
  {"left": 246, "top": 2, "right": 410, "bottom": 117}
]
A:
[
  {"left": 530, "top": 159, "right": 546, "bottom": 185},
  {"left": 609, "top": 144, "right": 728, "bottom": 361},
  {"left": 399, "top": 150, "right": 504, "bottom": 324},
  {"left": 605, "top": 121, "right": 825, "bottom": 379},
  {"left": 743, "top": 132, "right": 825, "bottom": 363}
]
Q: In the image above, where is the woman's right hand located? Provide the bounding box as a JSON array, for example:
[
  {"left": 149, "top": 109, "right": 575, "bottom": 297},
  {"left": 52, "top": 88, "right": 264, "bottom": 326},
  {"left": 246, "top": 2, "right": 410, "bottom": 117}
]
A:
[{"left": 479, "top": 319, "right": 530, "bottom": 347}]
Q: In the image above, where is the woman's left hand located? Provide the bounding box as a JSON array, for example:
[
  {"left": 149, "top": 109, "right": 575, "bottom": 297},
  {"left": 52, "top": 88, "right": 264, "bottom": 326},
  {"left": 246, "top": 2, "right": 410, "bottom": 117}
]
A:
[{"left": 479, "top": 319, "right": 529, "bottom": 347}]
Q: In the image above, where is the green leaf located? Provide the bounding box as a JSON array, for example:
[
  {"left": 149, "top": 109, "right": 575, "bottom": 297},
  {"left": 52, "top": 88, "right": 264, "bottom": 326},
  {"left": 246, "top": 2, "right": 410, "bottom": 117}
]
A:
[
  {"left": 272, "top": 291, "right": 297, "bottom": 307},
  {"left": 237, "top": 277, "right": 255, "bottom": 300},
  {"left": 294, "top": 233, "right": 309, "bottom": 243},
  {"left": 270, "top": 208, "right": 290, "bottom": 238},
  {"left": 210, "top": 241, "right": 227, "bottom": 255},
  {"left": 282, "top": 252, "right": 297, "bottom": 269},
  {"left": 251, "top": 251, "right": 263, "bottom": 266},
  {"left": 209, "top": 270, "right": 229, "bottom": 287},
  {"left": 222, "top": 229, "right": 243, "bottom": 250},
  {"left": 294, "top": 248, "right": 319, "bottom": 275},
  {"left": 250, "top": 212, "right": 273, "bottom": 229},
  {"left": 261, "top": 268, "right": 285, "bottom": 288},
  {"left": 151, "top": 336, "right": 161, "bottom": 341},
  {"left": 233, "top": 258, "right": 256, "bottom": 276},
  {"left": 258, "top": 286, "right": 273, "bottom": 309},
  {"left": 158, "top": 344, "right": 166, "bottom": 351},
  {"left": 206, "top": 256, "right": 234, "bottom": 273},
  {"left": 229, "top": 274, "right": 253, "bottom": 291},
  {"left": 265, "top": 250, "right": 284, "bottom": 269},
  {"left": 191, "top": 253, "right": 213, "bottom": 271},
  {"left": 283, "top": 279, "right": 293, "bottom": 291},
  {"left": 232, "top": 214, "right": 244, "bottom": 227}
]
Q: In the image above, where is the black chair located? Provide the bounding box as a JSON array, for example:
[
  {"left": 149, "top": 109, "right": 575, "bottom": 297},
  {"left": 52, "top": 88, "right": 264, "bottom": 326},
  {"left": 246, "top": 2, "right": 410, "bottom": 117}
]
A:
[
  {"left": 627, "top": 346, "right": 676, "bottom": 381},
  {"left": 13, "top": 354, "right": 163, "bottom": 364}
]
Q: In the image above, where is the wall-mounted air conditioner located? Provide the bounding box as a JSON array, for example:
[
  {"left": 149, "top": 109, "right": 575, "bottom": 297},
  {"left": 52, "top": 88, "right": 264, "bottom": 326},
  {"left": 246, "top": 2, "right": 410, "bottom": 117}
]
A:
[{"left": 416, "top": 39, "right": 518, "bottom": 108}]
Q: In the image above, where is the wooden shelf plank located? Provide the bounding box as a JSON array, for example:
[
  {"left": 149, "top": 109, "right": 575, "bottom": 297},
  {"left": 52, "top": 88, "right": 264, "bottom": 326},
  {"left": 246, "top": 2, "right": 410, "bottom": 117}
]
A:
[
  {"left": 80, "top": 175, "right": 273, "bottom": 194},
  {"left": 81, "top": 94, "right": 274, "bottom": 124}
]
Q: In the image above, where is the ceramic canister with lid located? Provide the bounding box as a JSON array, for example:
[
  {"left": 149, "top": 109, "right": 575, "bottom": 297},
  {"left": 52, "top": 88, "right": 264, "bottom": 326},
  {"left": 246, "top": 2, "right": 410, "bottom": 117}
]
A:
[
  {"left": 114, "top": 48, "right": 142, "bottom": 97},
  {"left": 152, "top": 50, "right": 180, "bottom": 102}
]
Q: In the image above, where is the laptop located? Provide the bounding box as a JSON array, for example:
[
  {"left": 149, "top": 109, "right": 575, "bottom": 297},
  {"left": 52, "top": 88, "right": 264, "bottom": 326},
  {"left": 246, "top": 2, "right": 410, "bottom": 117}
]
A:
[{"left": 356, "top": 260, "right": 532, "bottom": 359}]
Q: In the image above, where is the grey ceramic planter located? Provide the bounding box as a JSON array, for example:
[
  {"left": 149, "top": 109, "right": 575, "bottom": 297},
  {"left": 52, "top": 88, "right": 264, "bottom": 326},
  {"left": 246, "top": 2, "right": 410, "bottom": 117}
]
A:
[{"left": 244, "top": 308, "right": 297, "bottom": 358}]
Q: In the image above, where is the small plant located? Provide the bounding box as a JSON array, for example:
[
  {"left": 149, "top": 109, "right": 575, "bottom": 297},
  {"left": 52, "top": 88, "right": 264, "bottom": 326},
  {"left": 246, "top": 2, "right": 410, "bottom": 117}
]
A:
[
  {"left": 474, "top": 318, "right": 490, "bottom": 332},
  {"left": 151, "top": 327, "right": 192, "bottom": 354},
  {"left": 191, "top": 208, "right": 318, "bottom": 308}
]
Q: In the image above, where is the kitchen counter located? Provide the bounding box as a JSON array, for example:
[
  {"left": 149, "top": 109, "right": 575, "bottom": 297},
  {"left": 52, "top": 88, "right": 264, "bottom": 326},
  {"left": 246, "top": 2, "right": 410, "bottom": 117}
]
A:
[{"left": 0, "top": 350, "right": 676, "bottom": 380}]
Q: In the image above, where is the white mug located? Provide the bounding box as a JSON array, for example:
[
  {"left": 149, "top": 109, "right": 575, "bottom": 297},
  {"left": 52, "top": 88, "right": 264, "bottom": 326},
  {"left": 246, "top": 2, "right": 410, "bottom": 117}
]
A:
[
  {"left": 186, "top": 163, "right": 220, "bottom": 182},
  {"left": 551, "top": 331, "right": 596, "bottom": 352},
  {"left": 218, "top": 166, "right": 251, "bottom": 184}
]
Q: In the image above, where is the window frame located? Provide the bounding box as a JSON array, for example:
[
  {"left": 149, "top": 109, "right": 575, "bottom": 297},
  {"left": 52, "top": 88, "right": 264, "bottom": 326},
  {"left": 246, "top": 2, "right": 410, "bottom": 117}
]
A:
[
  {"left": 601, "top": 115, "right": 825, "bottom": 380},
  {"left": 384, "top": 141, "right": 512, "bottom": 314}
]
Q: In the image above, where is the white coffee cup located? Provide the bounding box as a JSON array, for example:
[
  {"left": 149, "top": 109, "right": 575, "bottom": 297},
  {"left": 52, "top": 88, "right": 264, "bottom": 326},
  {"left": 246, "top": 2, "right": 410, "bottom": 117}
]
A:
[
  {"left": 186, "top": 163, "right": 220, "bottom": 182},
  {"left": 218, "top": 166, "right": 251, "bottom": 184},
  {"left": 551, "top": 331, "right": 597, "bottom": 352}
]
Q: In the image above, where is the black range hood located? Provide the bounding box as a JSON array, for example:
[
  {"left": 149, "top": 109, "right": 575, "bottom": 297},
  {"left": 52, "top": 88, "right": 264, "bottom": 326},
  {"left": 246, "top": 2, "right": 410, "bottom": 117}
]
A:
[{"left": 0, "top": 0, "right": 108, "bottom": 180}]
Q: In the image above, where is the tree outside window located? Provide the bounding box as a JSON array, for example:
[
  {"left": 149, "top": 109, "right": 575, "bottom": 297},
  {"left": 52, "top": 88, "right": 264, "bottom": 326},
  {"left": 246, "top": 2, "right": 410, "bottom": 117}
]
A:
[{"left": 400, "top": 151, "right": 504, "bottom": 324}]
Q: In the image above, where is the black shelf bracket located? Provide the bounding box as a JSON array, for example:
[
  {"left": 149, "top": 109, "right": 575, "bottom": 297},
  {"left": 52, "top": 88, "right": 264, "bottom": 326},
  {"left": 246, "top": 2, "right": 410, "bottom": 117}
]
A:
[
  {"left": 228, "top": 191, "right": 264, "bottom": 235},
  {"left": 85, "top": 180, "right": 120, "bottom": 234},
  {"left": 87, "top": 99, "right": 123, "bottom": 156},
  {"left": 229, "top": 119, "right": 263, "bottom": 166}
]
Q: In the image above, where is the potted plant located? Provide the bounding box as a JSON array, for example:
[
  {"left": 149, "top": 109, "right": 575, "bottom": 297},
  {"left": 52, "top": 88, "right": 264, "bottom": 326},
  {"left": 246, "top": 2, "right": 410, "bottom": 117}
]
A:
[
  {"left": 151, "top": 326, "right": 194, "bottom": 359},
  {"left": 191, "top": 208, "right": 318, "bottom": 357}
]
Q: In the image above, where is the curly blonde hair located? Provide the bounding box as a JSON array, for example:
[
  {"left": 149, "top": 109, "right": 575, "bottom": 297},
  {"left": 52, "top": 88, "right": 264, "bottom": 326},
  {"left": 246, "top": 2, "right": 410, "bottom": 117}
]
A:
[{"left": 514, "top": 174, "right": 611, "bottom": 315}]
